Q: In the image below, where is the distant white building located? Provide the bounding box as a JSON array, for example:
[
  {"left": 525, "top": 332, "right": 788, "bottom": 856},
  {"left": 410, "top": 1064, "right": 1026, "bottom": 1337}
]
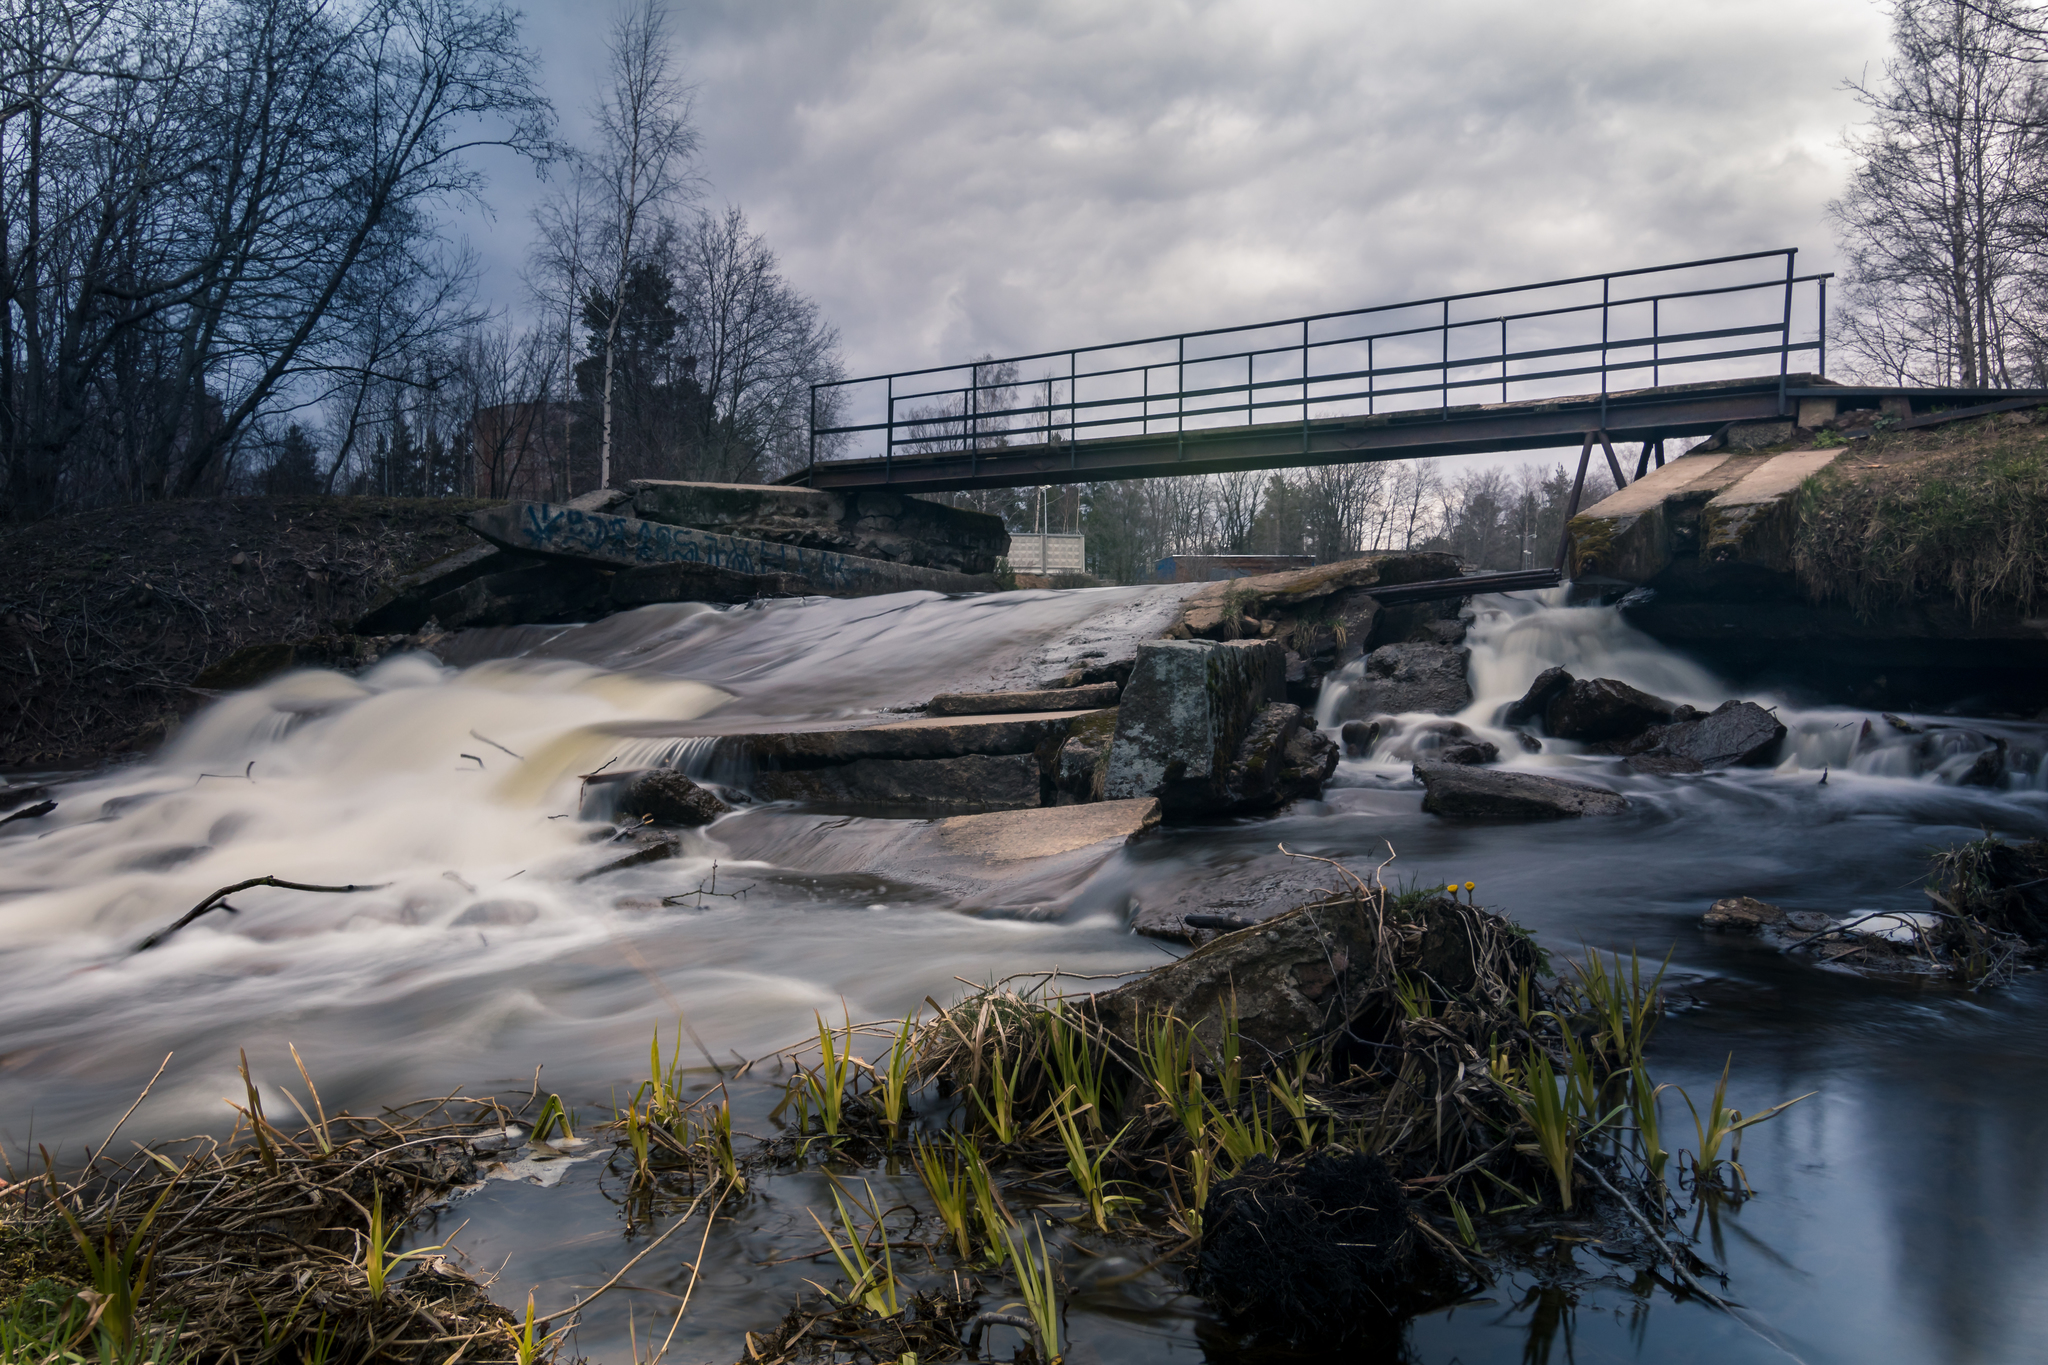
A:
[{"left": 1007, "top": 532, "right": 1086, "bottom": 575}]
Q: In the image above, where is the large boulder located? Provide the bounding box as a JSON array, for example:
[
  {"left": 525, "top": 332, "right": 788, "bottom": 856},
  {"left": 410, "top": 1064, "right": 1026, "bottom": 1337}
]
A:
[
  {"left": 1218, "top": 704, "right": 1340, "bottom": 811},
  {"left": 1543, "top": 676, "right": 1699, "bottom": 743},
  {"left": 1337, "top": 643, "right": 1472, "bottom": 719},
  {"left": 1102, "top": 639, "right": 1286, "bottom": 812},
  {"left": 1615, "top": 700, "right": 1786, "bottom": 773},
  {"left": 1500, "top": 666, "right": 1573, "bottom": 727},
  {"left": 1413, "top": 762, "right": 1628, "bottom": 819},
  {"left": 613, "top": 770, "right": 730, "bottom": 826},
  {"left": 1089, "top": 888, "right": 1539, "bottom": 1062}
]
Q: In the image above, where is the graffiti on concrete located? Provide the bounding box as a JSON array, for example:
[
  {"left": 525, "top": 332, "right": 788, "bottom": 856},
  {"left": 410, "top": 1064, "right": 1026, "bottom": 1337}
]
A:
[
  {"left": 468, "top": 502, "right": 985, "bottom": 597},
  {"left": 516, "top": 502, "right": 868, "bottom": 588}
]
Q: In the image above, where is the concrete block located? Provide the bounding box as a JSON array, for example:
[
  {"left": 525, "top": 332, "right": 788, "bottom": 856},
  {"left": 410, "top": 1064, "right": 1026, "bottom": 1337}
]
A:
[{"left": 1796, "top": 397, "right": 1838, "bottom": 428}]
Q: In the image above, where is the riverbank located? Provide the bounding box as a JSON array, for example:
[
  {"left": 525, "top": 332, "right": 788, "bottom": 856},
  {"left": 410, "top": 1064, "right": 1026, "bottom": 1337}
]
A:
[{"left": 0, "top": 497, "right": 498, "bottom": 770}]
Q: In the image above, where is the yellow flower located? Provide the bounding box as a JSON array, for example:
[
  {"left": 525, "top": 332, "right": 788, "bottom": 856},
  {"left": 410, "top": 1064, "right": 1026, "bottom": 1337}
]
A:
[
  {"left": 1464, "top": 881, "right": 1475, "bottom": 892},
  {"left": 1445, "top": 884, "right": 1457, "bottom": 894}
]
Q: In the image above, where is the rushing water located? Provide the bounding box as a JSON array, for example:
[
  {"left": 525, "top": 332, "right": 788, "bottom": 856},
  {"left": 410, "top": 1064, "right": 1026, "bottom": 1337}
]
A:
[{"left": 4, "top": 584, "right": 2046, "bottom": 1363}]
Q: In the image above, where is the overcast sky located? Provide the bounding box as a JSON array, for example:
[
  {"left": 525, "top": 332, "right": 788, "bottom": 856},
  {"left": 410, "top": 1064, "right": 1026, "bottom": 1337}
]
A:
[{"left": 458, "top": 0, "right": 1892, "bottom": 386}]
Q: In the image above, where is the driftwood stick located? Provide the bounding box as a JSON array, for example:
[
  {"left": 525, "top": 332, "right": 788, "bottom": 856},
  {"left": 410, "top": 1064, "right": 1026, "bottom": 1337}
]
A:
[
  {"left": 135, "top": 877, "right": 390, "bottom": 952},
  {"left": 1577, "top": 1156, "right": 1728, "bottom": 1309},
  {"left": 0, "top": 799, "right": 56, "bottom": 827}
]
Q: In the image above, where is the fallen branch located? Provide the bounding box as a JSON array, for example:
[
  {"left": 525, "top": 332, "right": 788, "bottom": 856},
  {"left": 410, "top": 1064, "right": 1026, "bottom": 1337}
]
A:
[
  {"left": 0, "top": 798, "right": 56, "bottom": 826},
  {"left": 135, "top": 877, "right": 390, "bottom": 952}
]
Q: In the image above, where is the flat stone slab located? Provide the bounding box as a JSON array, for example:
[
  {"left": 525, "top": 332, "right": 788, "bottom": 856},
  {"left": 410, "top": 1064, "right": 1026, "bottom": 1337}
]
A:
[
  {"left": 684, "top": 709, "right": 1111, "bottom": 769},
  {"left": 927, "top": 683, "right": 1119, "bottom": 716},
  {"left": 709, "top": 798, "right": 1161, "bottom": 910},
  {"left": 1565, "top": 452, "right": 1766, "bottom": 583},
  {"left": 1414, "top": 762, "right": 1628, "bottom": 818},
  {"left": 752, "top": 753, "right": 1042, "bottom": 811},
  {"left": 467, "top": 502, "right": 995, "bottom": 598}
]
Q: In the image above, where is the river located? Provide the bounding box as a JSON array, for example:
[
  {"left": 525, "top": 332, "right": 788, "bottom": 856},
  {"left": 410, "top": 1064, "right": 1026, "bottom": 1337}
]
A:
[{"left": 3, "top": 585, "right": 2043, "bottom": 1363}]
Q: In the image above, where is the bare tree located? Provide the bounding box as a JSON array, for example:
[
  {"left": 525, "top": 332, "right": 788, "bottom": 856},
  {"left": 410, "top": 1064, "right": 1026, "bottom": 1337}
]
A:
[
  {"left": 0, "top": 0, "right": 551, "bottom": 519},
  {"left": 1832, "top": 0, "right": 2048, "bottom": 386},
  {"left": 585, "top": 0, "right": 699, "bottom": 490}
]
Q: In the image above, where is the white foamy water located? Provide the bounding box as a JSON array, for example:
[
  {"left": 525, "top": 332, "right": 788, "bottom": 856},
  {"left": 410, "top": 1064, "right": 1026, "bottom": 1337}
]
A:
[{"left": 4, "top": 580, "right": 2044, "bottom": 1154}]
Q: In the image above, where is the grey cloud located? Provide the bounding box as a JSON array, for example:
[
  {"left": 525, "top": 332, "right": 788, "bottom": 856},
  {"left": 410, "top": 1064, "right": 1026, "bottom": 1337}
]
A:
[{"left": 465, "top": 0, "right": 1887, "bottom": 388}]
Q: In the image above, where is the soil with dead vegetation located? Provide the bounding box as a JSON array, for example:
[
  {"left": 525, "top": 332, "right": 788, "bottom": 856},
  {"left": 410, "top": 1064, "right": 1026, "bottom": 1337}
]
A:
[{"left": 0, "top": 497, "right": 499, "bottom": 773}]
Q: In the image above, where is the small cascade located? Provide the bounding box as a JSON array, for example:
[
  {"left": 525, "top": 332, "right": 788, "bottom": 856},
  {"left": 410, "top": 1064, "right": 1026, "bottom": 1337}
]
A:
[{"left": 1320, "top": 589, "right": 2046, "bottom": 790}]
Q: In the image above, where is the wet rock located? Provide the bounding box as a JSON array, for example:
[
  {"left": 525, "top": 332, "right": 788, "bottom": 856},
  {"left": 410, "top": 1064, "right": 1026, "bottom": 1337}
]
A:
[
  {"left": 1131, "top": 855, "right": 1348, "bottom": 941},
  {"left": 1413, "top": 762, "right": 1628, "bottom": 819},
  {"left": 1959, "top": 739, "right": 2009, "bottom": 787},
  {"left": 1387, "top": 719, "right": 1496, "bottom": 766},
  {"left": 1701, "top": 895, "right": 1786, "bottom": 932},
  {"left": 1618, "top": 700, "right": 1786, "bottom": 773},
  {"left": 617, "top": 770, "right": 730, "bottom": 826},
  {"left": 1340, "top": 719, "right": 1379, "bottom": 759},
  {"left": 426, "top": 559, "right": 614, "bottom": 629},
  {"left": 753, "top": 754, "right": 1040, "bottom": 811},
  {"left": 1338, "top": 643, "right": 1472, "bottom": 718},
  {"left": 1053, "top": 709, "right": 1118, "bottom": 805},
  {"left": 353, "top": 543, "right": 522, "bottom": 635},
  {"left": 1514, "top": 731, "right": 1543, "bottom": 753},
  {"left": 1282, "top": 649, "right": 1318, "bottom": 709},
  {"left": 1102, "top": 639, "right": 1286, "bottom": 812},
  {"left": 1219, "top": 703, "right": 1340, "bottom": 812},
  {"left": 1091, "top": 887, "right": 1539, "bottom": 1061},
  {"left": 1501, "top": 666, "right": 1573, "bottom": 727},
  {"left": 927, "top": 682, "right": 1118, "bottom": 716},
  {"left": 1544, "top": 677, "right": 1699, "bottom": 742}
]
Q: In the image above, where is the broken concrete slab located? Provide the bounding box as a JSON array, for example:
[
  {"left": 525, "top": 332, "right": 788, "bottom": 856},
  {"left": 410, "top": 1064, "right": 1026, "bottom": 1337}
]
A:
[
  {"left": 752, "top": 753, "right": 1042, "bottom": 811},
  {"left": 467, "top": 502, "right": 997, "bottom": 598},
  {"left": 927, "top": 683, "right": 1119, "bottom": 716},
  {"left": 630, "top": 481, "right": 1009, "bottom": 575},
  {"left": 1413, "top": 763, "right": 1628, "bottom": 818},
  {"left": 1102, "top": 639, "right": 1286, "bottom": 811},
  {"left": 1699, "top": 449, "right": 1845, "bottom": 576}
]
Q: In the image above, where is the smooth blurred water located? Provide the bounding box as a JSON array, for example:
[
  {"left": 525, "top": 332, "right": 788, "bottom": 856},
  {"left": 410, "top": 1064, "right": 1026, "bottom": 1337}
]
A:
[{"left": 4, "top": 583, "right": 2044, "bottom": 1363}]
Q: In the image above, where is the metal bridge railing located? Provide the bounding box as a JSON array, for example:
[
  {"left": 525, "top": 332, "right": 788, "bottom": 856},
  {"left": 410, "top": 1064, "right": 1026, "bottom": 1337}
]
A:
[{"left": 808, "top": 249, "right": 1833, "bottom": 476}]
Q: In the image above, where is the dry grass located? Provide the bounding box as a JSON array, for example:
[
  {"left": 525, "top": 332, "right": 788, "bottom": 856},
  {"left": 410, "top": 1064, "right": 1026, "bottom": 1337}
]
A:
[
  {"left": 1795, "top": 415, "right": 2048, "bottom": 622},
  {"left": 2, "top": 1080, "right": 529, "bottom": 1365}
]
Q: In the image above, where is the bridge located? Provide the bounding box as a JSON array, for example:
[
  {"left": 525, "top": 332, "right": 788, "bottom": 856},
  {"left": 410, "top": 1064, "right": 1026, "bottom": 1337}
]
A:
[{"left": 789, "top": 249, "right": 2041, "bottom": 595}]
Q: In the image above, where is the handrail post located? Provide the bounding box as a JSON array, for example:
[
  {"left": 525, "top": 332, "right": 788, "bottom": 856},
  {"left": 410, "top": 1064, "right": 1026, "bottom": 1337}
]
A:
[
  {"left": 1069, "top": 351, "right": 1077, "bottom": 461},
  {"left": 1778, "top": 248, "right": 1797, "bottom": 414},
  {"left": 1499, "top": 316, "right": 1507, "bottom": 403},
  {"left": 1301, "top": 318, "right": 1310, "bottom": 447},
  {"left": 1440, "top": 298, "right": 1450, "bottom": 414},
  {"left": 1599, "top": 275, "right": 1610, "bottom": 431},
  {"left": 969, "top": 362, "right": 978, "bottom": 478},
  {"left": 884, "top": 375, "right": 893, "bottom": 482},
  {"left": 808, "top": 385, "right": 818, "bottom": 486},
  {"left": 1818, "top": 275, "right": 1828, "bottom": 377},
  {"left": 1652, "top": 296, "right": 1660, "bottom": 388}
]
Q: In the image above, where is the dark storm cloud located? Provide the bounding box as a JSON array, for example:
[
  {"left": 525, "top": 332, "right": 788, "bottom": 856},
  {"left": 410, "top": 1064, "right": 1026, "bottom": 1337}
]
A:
[{"left": 471, "top": 0, "right": 1888, "bottom": 378}]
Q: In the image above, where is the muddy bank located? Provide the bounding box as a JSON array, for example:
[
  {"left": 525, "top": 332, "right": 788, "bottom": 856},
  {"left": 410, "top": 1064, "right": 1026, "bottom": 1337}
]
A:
[{"left": 0, "top": 496, "right": 499, "bottom": 770}]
